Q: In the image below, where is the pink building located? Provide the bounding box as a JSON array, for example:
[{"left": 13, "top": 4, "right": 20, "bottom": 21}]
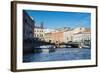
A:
[{"left": 51, "top": 31, "right": 64, "bottom": 44}]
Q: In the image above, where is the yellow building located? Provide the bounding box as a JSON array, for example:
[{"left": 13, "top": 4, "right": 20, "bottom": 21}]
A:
[
  {"left": 44, "top": 32, "right": 52, "bottom": 42},
  {"left": 44, "top": 29, "right": 55, "bottom": 42}
]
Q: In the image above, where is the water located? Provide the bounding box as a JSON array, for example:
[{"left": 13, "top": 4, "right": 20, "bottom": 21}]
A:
[{"left": 23, "top": 48, "right": 91, "bottom": 62}]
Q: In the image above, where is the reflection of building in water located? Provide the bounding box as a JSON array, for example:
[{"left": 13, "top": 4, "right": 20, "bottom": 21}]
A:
[
  {"left": 23, "top": 10, "right": 35, "bottom": 53},
  {"left": 34, "top": 22, "right": 45, "bottom": 41}
]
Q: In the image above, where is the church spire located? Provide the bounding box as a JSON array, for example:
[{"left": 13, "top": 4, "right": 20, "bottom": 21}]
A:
[{"left": 41, "top": 22, "right": 44, "bottom": 28}]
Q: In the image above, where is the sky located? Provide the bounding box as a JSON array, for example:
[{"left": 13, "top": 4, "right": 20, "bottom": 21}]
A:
[{"left": 25, "top": 10, "right": 91, "bottom": 29}]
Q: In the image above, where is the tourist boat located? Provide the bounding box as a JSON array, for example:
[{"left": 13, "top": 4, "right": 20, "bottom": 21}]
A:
[
  {"left": 39, "top": 45, "right": 52, "bottom": 48},
  {"left": 39, "top": 45, "right": 56, "bottom": 53},
  {"left": 79, "top": 46, "right": 82, "bottom": 48},
  {"left": 42, "top": 49, "right": 49, "bottom": 53},
  {"left": 82, "top": 45, "right": 91, "bottom": 49}
]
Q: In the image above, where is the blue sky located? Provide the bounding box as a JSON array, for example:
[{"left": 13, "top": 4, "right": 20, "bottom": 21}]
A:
[{"left": 25, "top": 10, "right": 91, "bottom": 29}]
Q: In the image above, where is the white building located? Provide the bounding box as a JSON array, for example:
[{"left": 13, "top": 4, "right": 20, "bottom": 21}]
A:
[
  {"left": 34, "top": 23, "right": 45, "bottom": 40},
  {"left": 63, "top": 30, "right": 73, "bottom": 43},
  {"left": 73, "top": 29, "right": 91, "bottom": 46},
  {"left": 72, "top": 27, "right": 86, "bottom": 34},
  {"left": 63, "top": 27, "right": 91, "bottom": 45}
]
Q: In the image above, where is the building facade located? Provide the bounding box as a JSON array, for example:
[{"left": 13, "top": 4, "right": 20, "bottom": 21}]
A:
[
  {"left": 23, "top": 10, "right": 35, "bottom": 40},
  {"left": 44, "top": 27, "right": 71, "bottom": 43},
  {"left": 23, "top": 10, "right": 35, "bottom": 53},
  {"left": 34, "top": 23, "right": 45, "bottom": 41},
  {"left": 72, "top": 28, "right": 91, "bottom": 46},
  {"left": 44, "top": 32, "right": 52, "bottom": 42},
  {"left": 72, "top": 27, "right": 86, "bottom": 34},
  {"left": 63, "top": 27, "right": 91, "bottom": 45},
  {"left": 44, "top": 28, "right": 55, "bottom": 42},
  {"left": 51, "top": 31, "right": 64, "bottom": 43},
  {"left": 63, "top": 30, "right": 73, "bottom": 43}
]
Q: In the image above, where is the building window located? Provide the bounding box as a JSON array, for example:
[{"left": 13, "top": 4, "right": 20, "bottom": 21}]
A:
[
  {"left": 37, "top": 34, "right": 38, "bottom": 37},
  {"left": 25, "top": 19, "right": 27, "bottom": 23},
  {"left": 35, "top": 30, "right": 36, "bottom": 32}
]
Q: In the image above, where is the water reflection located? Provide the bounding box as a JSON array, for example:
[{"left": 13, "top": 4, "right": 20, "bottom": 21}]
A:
[{"left": 23, "top": 48, "right": 91, "bottom": 62}]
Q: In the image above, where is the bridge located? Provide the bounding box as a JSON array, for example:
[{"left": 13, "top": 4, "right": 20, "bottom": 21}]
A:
[
  {"left": 23, "top": 38, "right": 81, "bottom": 54},
  {"left": 31, "top": 41, "right": 81, "bottom": 53}
]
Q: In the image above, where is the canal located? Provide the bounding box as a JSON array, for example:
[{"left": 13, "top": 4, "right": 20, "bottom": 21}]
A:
[{"left": 23, "top": 48, "right": 91, "bottom": 62}]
